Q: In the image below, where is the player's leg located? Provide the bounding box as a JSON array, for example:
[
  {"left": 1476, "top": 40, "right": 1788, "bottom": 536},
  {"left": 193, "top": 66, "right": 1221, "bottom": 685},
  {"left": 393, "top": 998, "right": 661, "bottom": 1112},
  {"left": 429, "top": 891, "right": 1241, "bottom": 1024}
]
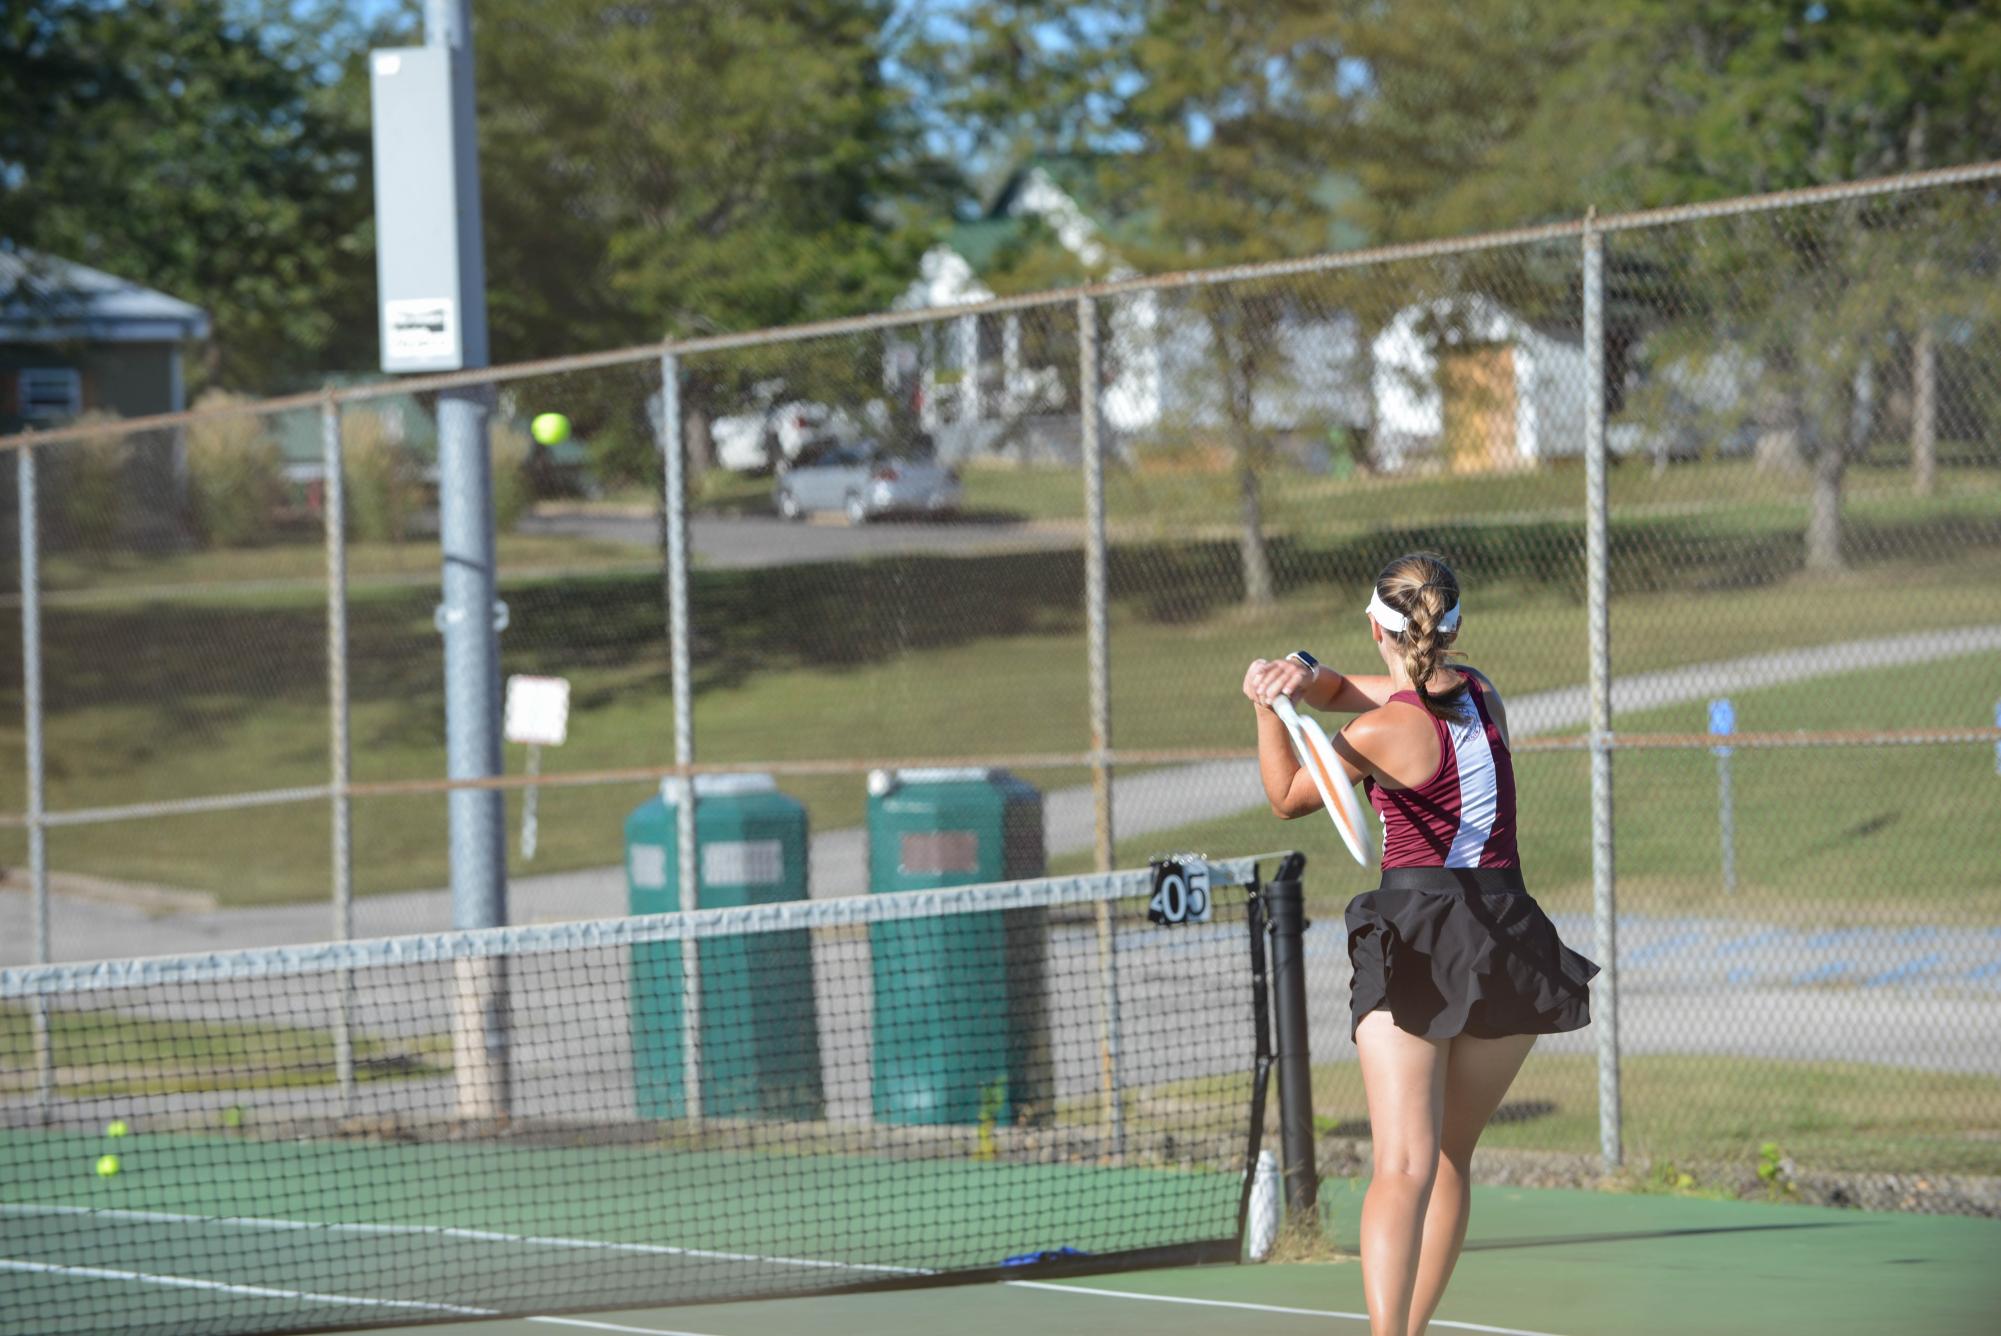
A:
[
  {"left": 1406, "top": 1032, "right": 1538, "bottom": 1336},
  {"left": 1355, "top": 1009, "right": 1449, "bottom": 1336}
]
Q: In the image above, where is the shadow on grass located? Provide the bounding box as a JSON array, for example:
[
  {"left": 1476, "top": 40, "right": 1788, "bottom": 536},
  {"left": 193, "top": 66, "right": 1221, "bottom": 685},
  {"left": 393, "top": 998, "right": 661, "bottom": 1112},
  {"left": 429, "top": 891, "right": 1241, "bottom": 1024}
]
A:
[{"left": 4, "top": 508, "right": 1997, "bottom": 753}]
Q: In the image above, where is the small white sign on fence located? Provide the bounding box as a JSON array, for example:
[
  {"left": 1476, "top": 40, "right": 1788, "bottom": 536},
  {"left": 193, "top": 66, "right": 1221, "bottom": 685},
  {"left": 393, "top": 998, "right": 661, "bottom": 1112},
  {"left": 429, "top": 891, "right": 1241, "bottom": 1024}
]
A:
[
  {"left": 504, "top": 676, "right": 571, "bottom": 747},
  {"left": 505, "top": 676, "right": 571, "bottom": 861}
]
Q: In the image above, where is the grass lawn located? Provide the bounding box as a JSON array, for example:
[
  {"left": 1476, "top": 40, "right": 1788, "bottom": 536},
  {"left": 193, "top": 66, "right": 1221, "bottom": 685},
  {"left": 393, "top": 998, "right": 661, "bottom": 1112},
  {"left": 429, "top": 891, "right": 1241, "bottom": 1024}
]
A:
[
  {"left": 34, "top": 530, "right": 651, "bottom": 604},
  {"left": 952, "top": 453, "right": 2000, "bottom": 531},
  {"left": 0, "top": 459, "right": 1993, "bottom": 906},
  {"left": 0, "top": 1003, "right": 446, "bottom": 1097},
  {"left": 1308, "top": 1051, "right": 2001, "bottom": 1178}
]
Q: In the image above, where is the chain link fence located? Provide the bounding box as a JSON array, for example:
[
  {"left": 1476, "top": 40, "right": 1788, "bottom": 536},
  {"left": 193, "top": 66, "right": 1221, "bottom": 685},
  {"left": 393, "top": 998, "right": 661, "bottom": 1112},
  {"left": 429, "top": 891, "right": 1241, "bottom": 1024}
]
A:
[{"left": 3, "top": 165, "right": 1997, "bottom": 1209}]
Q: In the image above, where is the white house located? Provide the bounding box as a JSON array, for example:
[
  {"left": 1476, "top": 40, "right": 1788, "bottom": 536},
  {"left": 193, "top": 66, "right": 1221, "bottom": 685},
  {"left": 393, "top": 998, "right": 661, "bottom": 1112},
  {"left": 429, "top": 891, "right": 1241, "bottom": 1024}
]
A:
[
  {"left": 1370, "top": 295, "right": 1590, "bottom": 470},
  {"left": 892, "top": 168, "right": 1104, "bottom": 440},
  {"left": 895, "top": 167, "right": 1370, "bottom": 457},
  {"left": 897, "top": 173, "right": 1613, "bottom": 474}
]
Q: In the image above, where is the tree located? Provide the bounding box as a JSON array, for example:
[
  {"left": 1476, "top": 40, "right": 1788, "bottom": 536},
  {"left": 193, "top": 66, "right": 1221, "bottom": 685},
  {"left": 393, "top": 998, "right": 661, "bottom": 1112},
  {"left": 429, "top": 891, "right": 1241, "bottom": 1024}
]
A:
[
  {"left": 1, "top": 0, "right": 391, "bottom": 393},
  {"left": 469, "top": 0, "right": 941, "bottom": 480},
  {"left": 1341, "top": 0, "right": 2001, "bottom": 570},
  {"left": 934, "top": 2, "right": 1361, "bottom": 604}
]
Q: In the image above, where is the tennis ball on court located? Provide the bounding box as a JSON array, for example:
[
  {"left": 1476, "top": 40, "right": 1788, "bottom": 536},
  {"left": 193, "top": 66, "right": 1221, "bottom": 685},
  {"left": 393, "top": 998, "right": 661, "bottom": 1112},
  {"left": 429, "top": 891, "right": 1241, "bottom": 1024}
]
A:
[
  {"left": 530, "top": 412, "right": 571, "bottom": 446},
  {"left": 95, "top": 1154, "right": 121, "bottom": 1178},
  {"left": 104, "top": 1119, "right": 129, "bottom": 1139},
  {"left": 223, "top": 1105, "right": 244, "bottom": 1129}
]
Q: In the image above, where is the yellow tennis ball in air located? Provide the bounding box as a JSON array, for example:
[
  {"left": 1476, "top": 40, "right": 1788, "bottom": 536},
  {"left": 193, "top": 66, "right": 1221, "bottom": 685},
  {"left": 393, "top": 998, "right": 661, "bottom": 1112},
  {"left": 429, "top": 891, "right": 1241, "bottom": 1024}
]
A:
[
  {"left": 95, "top": 1154, "right": 121, "bottom": 1178},
  {"left": 530, "top": 412, "right": 571, "bottom": 446},
  {"left": 105, "top": 1120, "right": 129, "bottom": 1138}
]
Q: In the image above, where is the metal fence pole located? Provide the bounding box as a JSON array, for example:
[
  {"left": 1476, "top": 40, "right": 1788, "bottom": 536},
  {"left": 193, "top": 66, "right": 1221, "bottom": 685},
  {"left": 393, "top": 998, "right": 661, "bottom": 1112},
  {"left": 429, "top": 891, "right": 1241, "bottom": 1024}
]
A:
[
  {"left": 18, "top": 442, "right": 51, "bottom": 1114},
  {"left": 1078, "top": 295, "right": 1124, "bottom": 1157},
  {"left": 322, "top": 397, "right": 356, "bottom": 1110},
  {"left": 1582, "top": 214, "right": 1623, "bottom": 1171},
  {"left": 660, "top": 351, "right": 702, "bottom": 1128}
]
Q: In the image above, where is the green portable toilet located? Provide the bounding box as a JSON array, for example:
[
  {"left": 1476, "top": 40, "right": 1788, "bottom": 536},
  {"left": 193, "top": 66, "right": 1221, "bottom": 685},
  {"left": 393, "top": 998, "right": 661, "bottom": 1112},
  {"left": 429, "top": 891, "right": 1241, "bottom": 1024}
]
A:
[
  {"left": 866, "top": 767, "right": 1049, "bottom": 1126},
  {"left": 627, "top": 774, "right": 821, "bottom": 1121}
]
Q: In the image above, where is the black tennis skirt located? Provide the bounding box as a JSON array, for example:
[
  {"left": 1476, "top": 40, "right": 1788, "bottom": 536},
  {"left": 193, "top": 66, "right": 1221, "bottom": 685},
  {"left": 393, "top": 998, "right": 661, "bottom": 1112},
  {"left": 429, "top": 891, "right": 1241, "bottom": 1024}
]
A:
[{"left": 1346, "top": 867, "right": 1599, "bottom": 1041}]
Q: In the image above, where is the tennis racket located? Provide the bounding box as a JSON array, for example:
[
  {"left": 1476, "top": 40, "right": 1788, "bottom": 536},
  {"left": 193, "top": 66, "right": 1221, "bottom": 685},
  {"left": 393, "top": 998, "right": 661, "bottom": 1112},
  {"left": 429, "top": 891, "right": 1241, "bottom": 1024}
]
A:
[{"left": 1270, "top": 695, "right": 1375, "bottom": 867}]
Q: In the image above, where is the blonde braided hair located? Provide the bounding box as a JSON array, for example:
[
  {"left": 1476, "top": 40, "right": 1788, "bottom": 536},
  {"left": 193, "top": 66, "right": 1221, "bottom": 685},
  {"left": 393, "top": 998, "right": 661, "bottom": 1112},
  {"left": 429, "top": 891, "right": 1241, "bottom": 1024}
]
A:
[{"left": 1375, "top": 553, "right": 1463, "bottom": 717}]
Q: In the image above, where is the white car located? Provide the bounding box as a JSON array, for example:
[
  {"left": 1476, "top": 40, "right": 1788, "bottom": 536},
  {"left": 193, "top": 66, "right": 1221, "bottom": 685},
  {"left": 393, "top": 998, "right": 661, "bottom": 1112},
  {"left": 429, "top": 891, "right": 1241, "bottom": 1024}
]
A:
[
  {"left": 774, "top": 437, "right": 961, "bottom": 524},
  {"left": 714, "top": 401, "right": 841, "bottom": 472}
]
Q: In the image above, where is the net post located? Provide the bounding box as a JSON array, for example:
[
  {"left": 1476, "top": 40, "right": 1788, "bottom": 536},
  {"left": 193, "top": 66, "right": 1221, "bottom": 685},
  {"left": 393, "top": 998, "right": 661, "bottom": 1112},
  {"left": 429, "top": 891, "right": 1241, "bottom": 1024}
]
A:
[
  {"left": 1582, "top": 212, "right": 1623, "bottom": 1171},
  {"left": 1265, "top": 852, "right": 1316, "bottom": 1225},
  {"left": 1236, "top": 864, "right": 1275, "bottom": 1247},
  {"left": 660, "top": 349, "right": 702, "bottom": 1128},
  {"left": 1078, "top": 293, "right": 1124, "bottom": 1157},
  {"left": 322, "top": 394, "right": 357, "bottom": 1111},
  {"left": 18, "top": 439, "right": 52, "bottom": 1116}
]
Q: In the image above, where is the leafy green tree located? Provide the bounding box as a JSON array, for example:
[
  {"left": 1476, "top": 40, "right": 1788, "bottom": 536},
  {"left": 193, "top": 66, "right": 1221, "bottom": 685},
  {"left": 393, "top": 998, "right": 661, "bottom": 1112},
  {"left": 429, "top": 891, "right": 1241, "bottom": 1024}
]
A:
[
  {"left": 1, "top": 0, "right": 391, "bottom": 393},
  {"left": 926, "top": 2, "right": 1357, "bottom": 604},
  {"left": 1342, "top": 0, "right": 2001, "bottom": 569},
  {"left": 470, "top": 0, "right": 940, "bottom": 476}
]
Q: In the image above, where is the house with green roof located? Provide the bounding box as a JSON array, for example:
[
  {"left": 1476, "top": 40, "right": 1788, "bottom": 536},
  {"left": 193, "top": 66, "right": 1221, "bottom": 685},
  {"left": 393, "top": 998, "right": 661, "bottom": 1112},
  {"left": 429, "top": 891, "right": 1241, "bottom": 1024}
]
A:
[{"left": 894, "top": 162, "right": 1380, "bottom": 463}]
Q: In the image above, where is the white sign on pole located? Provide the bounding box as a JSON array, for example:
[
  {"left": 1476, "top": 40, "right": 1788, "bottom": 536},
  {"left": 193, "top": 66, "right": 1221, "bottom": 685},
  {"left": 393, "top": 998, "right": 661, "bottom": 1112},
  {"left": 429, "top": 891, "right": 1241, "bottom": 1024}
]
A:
[
  {"left": 370, "top": 44, "right": 473, "bottom": 372},
  {"left": 504, "top": 675, "right": 571, "bottom": 747},
  {"left": 383, "top": 298, "right": 458, "bottom": 363}
]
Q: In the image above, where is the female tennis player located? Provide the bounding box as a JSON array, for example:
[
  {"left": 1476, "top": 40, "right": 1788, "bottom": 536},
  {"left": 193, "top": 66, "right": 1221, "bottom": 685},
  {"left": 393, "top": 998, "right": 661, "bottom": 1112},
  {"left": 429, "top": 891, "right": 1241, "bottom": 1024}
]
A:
[{"left": 1242, "top": 551, "right": 1598, "bottom": 1336}]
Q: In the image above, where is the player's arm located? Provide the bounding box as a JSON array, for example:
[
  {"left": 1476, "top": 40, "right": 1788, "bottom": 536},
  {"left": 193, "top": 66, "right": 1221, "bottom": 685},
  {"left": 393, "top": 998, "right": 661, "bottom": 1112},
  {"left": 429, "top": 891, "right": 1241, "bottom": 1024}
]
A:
[
  {"left": 1332, "top": 709, "right": 1398, "bottom": 786},
  {"left": 1252, "top": 702, "right": 1324, "bottom": 819},
  {"left": 1243, "top": 656, "right": 1398, "bottom": 715},
  {"left": 1306, "top": 669, "right": 1399, "bottom": 714},
  {"left": 1245, "top": 660, "right": 1325, "bottom": 818}
]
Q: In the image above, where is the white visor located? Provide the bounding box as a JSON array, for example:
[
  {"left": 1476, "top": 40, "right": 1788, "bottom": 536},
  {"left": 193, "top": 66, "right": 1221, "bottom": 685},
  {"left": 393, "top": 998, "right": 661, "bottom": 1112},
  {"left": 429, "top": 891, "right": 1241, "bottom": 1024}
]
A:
[{"left": 1367, "top": 588, "right": 1462, "bottom": 636}]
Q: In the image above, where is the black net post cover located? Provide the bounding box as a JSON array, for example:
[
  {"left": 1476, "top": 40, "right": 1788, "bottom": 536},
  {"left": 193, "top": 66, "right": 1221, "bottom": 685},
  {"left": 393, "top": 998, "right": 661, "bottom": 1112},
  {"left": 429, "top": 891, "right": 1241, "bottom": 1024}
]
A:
[{"left": 0, "top": 854, "right": 1299, "bottom": 1336}]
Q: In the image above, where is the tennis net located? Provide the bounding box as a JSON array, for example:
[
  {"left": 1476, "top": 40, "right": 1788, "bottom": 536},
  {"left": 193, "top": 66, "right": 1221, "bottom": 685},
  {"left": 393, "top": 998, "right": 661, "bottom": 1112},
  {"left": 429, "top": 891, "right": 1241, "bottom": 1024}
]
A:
[{"left": 0, "top": 854, "right": 1294, "bottom": 1336}]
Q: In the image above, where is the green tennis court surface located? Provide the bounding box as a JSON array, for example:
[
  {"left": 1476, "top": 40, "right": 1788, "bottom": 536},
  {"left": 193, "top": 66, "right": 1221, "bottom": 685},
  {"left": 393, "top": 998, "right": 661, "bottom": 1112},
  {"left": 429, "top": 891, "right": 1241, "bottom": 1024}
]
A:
[
  {"left": 1, "top": 1125, "right": 1239, "bottom": 1331},
  {"left": 2, "top": 863, "right": 1279, "bottom": 1335},
  {"left": 357, "top": 1187, "right": 1999, "bottom": 1336}
]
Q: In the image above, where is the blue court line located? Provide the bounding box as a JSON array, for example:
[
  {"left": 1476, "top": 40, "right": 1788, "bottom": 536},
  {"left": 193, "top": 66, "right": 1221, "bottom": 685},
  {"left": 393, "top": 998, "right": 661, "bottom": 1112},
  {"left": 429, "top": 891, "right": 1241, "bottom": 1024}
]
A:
[
  {"left": 1804, "top": 928, "right": 1871, "bottom": 949},
  {"left": 1892, "top": 926, "right": 1941, "bottom": 946},
  {"left": 1793, "top": 960, "right": 1853, "bottom": 985},
  {"left": 1621, "top": 929, "right": 1708, "bottom": 969},
  {"left": 1862, "top": 954, "right": 1944, "bottom": 988},
  {"left": 1716, "top": 929, "right": 1785, "bottom": 957},
  {"left": 1964, "top": 959, "right": 2001, "bottom": 981}
]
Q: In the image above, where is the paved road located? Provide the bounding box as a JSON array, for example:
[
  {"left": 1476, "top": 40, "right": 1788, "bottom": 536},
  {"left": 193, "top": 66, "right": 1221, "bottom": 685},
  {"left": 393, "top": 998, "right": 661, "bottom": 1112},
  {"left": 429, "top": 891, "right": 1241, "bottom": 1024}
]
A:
[
  {"left": 1300, "top": 914, "right": 2001, "bottom": 1075},
  {"left": 519, "top": 509, "right": 1083, "bottom": 568}
]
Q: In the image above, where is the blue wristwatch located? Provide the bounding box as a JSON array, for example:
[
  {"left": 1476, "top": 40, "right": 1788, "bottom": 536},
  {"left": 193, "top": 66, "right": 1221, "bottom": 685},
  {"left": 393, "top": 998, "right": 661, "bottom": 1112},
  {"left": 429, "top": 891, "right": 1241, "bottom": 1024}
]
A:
[{"left": 1287, "top": 650, "right": 1319, "bottom": 672}]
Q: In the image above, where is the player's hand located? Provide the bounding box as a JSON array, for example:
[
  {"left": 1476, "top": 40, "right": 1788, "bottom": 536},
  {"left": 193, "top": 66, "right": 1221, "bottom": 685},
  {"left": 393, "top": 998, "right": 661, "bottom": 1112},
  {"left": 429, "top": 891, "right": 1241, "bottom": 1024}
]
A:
[{"left": 1242, "top": 657, "right": 1311, "bottom": 709}]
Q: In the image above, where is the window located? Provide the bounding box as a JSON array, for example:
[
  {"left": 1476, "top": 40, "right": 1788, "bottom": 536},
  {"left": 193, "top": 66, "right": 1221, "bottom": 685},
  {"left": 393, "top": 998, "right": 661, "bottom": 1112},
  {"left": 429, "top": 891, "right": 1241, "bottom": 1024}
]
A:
[{"left": 19, "top": 368, "right": 82, "bottom": 422}]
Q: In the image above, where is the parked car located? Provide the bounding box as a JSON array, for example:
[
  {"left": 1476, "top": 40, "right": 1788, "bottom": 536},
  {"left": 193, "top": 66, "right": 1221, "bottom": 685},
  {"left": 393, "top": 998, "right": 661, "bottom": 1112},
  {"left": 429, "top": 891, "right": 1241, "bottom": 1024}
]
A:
[
  {"left": 714, "top": 396, "right": 849, "bottom": 472},
  {"left": 774, "top": 437, "right": 961, "bottom": 524}
]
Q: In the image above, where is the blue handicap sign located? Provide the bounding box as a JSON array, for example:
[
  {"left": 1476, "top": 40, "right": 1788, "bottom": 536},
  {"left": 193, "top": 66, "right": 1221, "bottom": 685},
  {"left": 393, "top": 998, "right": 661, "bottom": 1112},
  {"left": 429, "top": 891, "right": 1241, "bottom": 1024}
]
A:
[{"left": 1709, "top": 698, "right": 1734, "bottom": 757}]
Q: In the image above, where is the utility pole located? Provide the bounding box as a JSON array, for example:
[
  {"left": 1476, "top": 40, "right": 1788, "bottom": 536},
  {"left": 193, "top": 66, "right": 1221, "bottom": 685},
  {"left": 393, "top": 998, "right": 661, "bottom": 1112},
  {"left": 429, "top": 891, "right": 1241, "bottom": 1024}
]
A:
[{"left": 371, "top": 0, "right": 508, "bottom": 1119}]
